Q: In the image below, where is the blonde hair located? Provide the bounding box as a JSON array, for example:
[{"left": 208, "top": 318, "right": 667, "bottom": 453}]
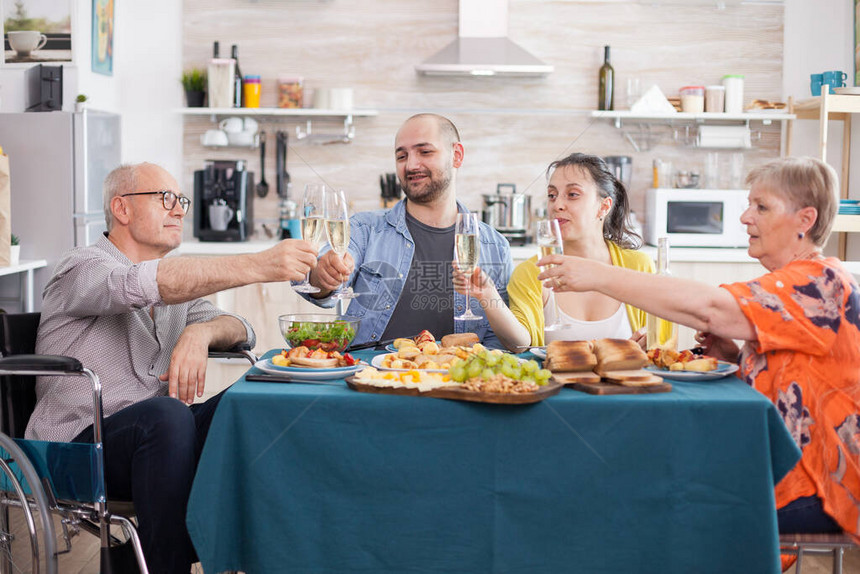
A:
[{"left": 745, "top": 156, "right": 839, "bottom": 247}]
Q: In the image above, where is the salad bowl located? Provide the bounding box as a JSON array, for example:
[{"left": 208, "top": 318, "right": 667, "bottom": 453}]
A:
[{"left": 278, "top": 314, "right": 360, "bottom": 353}]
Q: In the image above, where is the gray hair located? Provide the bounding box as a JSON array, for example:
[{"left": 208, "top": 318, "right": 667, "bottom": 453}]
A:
[{"left": 103, "top": 164, "right": 140, "bottom": 231}]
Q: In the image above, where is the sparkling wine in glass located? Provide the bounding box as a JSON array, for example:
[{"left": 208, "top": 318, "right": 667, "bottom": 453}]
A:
[
  {"left": 293, "top": 183, "right": 327, "bottom": 293},
  {"left": 535, "top": 218, "right": 567, "bottom": 332},
  {"left": 454, "top": 213, "right": 481, "bottom": 321},
  {"left": 325, "top": 189, "right": 356, "bottom": 300}
]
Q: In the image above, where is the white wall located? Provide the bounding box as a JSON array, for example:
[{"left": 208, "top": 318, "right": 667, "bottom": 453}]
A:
[{"left": 0, "top": 0, "right": 182, "bottom": 177}]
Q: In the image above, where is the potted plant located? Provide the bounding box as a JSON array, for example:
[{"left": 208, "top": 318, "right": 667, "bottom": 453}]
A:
[
  {"left": 75, "top": 94, "right": 88, "bottom": 113},
  {"left": 182, "top": 68, "right": 207, "bottom": 108},
  {"left": 9, "top": 234, "right": 19, "bottom": 266}
]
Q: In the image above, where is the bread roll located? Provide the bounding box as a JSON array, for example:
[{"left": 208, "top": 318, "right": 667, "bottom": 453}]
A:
[
  {"left": 545, "top": 340, "right": 596, "bottom": 372},
  {"left": 441, "top": 333, "right": 479, "bottom": 348},
  {"left": 593, "top": 338, "right": 649, "bottom": 373}
]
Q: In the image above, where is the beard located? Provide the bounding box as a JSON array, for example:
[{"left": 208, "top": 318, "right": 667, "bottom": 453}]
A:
[{"left": 400, "top": 165, "right": 452, "bottom": 205}]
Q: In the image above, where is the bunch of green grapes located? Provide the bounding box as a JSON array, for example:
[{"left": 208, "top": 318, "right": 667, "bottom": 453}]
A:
[{"left": 449, "top": 350, "right": 552, "bottom": 386}]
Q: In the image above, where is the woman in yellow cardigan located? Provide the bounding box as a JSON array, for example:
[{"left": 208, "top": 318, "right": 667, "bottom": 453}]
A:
[
  {"left": 453, "top": 153, "right": 657, "bottom": 350},
  {"left": 509, "top": 153, "right": 655, "bottom": 346}
]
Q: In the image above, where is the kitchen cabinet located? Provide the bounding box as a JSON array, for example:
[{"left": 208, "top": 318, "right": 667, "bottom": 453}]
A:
[
  {"left": 590, "top": 110, "right": 794, "bottom": 152},
  {"left": 180, "top": 107, "right": 378, "bottom": 144},
  {"left": 786, "top": 90, "right": 860, "bottom": 259}
]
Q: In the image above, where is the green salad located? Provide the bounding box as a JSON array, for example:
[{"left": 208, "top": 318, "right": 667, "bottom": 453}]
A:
[{"left": 284, "top": 320, "right": 356, "bottom": 352}]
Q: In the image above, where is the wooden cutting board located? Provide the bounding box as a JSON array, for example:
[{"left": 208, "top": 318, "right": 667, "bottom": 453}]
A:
[
  {"left": 568, "top": 381, "right": 673, "bottom": 395},
  {"left": 345, "top": 377, "right": 562, "bottom": 404}
]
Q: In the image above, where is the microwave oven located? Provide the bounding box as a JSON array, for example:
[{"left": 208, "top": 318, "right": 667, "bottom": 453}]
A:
[{"left": 644, "top": 188, "right": 749, "bottom": 247}]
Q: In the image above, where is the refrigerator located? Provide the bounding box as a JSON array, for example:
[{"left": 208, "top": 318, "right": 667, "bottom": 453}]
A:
[{"left": 0, "top": 110, "right": 121, "bottom": 310}]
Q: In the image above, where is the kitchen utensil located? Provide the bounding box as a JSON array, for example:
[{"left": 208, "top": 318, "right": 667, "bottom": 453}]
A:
[
  {"left": 256, "top": 131, "right": 269, "bottom": 197},
  {"left": 604, "top": 156, "right": 633, "bottom": 189},
  {"left": 276, "top": 130, "right": 291, "bottom": 199},
  {"left": 673, "top": 171, "right": 700, "bottom": 189},
  {"left": 481, "top": 183, "right": 531, "bottom": 245}
]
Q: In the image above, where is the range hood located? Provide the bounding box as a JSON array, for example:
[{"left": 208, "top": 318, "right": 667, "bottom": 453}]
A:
[{"left": 415, "top": 0, "right": 553, "bottom": 77}]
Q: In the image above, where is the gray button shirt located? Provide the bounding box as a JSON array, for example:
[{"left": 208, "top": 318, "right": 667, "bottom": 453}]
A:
[{"left": 25, "top": 235, "right": 255, "bottom": 442}]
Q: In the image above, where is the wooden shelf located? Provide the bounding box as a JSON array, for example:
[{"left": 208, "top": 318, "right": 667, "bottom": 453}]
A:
[{"left": 832, "top": 214, "right": 860, "bottom": 233}]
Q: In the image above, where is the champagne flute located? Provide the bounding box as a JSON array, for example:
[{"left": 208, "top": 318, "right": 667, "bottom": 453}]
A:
[
  {"left": 454, "top": 212, "right": 481, "bottom": 321},
  {"left": 325, "top": 189, "right": 356, "bottom": 300},
  {"left": 535, "top": 218, "right": 567, "bottom": 332},
  {"left": 293, "top": 183, "right": 327, "bottom": 293}
]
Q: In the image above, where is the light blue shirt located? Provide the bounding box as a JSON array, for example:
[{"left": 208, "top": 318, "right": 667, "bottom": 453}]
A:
[{"left": 301, "top": 200, "right": 513, "bottom": 349}]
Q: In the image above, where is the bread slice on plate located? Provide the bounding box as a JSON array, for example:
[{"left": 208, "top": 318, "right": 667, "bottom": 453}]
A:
[
  {"left": 545, "top": 340, "right": 597, "bottom": 372},
  {"left": 551, "top": 371, "right": 602, "bottom": 385},
  {"left": 593, "top": 338, "right": 649, "bottom": 373},
  {"left": 288, "top": 356, "right": 339, "bottom": 369},
  {"left": 441, "top": 332, "right": 480, "bottom": 348}
]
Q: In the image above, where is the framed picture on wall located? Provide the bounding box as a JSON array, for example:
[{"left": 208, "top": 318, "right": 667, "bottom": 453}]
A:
[
  {"left": 1, "top": 0, "right": 73, "bottom": 66},
  {"left": 90, "top": 0, "right": 112, "bottom": 76}
]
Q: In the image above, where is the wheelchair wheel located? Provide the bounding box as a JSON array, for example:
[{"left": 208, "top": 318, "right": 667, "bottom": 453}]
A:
[{"left": 0, "top": 434, "right": 57, "bottom": 574}]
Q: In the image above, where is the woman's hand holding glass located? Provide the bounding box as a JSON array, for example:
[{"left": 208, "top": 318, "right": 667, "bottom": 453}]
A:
[
  {"left": 452, "top": 264, "right": 497, "bottom": 304},
  {"left": 535, "top": 218, "right": 568, "bottom": 331}
]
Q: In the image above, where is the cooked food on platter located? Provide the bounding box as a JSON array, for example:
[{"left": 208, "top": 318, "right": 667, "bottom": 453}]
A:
[
  {"left": 647, "top": 348, "right": 718, "bottom": 372},
  {"left": 545, "top": 338, "right": 666, "bottom": 390},
  {"left": 271, "top": 346, "right": 358, "bottom": 369},
  {"left": 376, "top": 333, "right": 487, "bottom": 371},
  {"left": 351, "top": 350, "right": 559, "bottom": 403},
  {"left": 440, "top": 332, "right": 480, "bottom": 348}
]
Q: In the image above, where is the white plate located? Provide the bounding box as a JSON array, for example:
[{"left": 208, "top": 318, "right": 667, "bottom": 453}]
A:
[
  {"left": 645, "top": 361, "right": 739, "bottom": 381},
  {"left": 834, "top": 87, "right": 860, "bottom": 95},
  {"left": 529, "top": 347, "right": 546, "bottom": 360},
  {"left": 253, "top": 359, "right": 364, "bottom": 382},
  {"left": 384, "top": 340, "right": 442, "bottom": 353},
  {"left": 371, "top": 353, "right": 448, "bottom": 374}
]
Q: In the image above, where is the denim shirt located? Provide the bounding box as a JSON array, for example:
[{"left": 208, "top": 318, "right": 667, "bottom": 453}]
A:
[{"left": 299, "top": 200, "right": 513, "bottom": 349}]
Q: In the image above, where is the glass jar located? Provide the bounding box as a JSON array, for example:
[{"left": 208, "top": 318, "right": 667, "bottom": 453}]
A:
[
  {"left": 679, "top": 86, "right": 705, "bottom": 113},
  {"left": 705, "top": 85, "right": 725, "bottom": 113},
  {"left": 278, "top": 77, "right": 303, "bottom": 108},
  {"left": 243, "top": 75, "right": 261, "bottom": 108}
]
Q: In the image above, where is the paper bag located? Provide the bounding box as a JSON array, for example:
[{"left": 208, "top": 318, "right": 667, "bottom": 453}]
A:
[{"left": 0, "top": 154, "right": 10, "bottom": 266}]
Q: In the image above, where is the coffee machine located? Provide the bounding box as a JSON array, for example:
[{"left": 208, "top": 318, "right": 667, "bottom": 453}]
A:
[{"left": 193, "top": 160, "right": 254, "bottom": 242}]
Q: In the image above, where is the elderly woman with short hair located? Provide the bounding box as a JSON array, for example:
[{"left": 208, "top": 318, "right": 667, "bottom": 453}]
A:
[{"left": 537, "top": 156, "right": 860, "bottom": 542}]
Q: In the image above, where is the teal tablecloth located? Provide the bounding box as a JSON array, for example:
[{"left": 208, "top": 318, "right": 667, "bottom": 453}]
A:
[{"left": 187, "top": 350, "right": 801, "bottom": 574}]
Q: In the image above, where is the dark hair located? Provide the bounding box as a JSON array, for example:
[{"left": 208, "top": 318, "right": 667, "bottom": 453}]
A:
[{"left": 546, "top": 153, "right": 641, "bottom": 249}]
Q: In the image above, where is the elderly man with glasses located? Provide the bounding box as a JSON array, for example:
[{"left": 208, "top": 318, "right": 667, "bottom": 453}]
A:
[{"left": 25, "top": 162, "right": 318, "bottom": 573}]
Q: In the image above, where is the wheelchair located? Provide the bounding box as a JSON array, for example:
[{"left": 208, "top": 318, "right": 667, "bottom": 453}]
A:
[{"left": 0, "top": 312, "right": 257, "bottom": 573}]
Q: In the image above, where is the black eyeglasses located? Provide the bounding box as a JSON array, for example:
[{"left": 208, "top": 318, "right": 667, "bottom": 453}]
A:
[{"left": 121, "top": 190, "right": 191, "bottom": 214}]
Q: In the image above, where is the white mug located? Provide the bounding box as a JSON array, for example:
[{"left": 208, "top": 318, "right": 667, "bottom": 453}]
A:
[
  {"left": 219, "top": 117, "right": 244, "bottom": 133},
  {"left": 201, "top": 129, "right": 228, "bottom": 146},
  {"left": 242, "top": 117, "right": 259, "bottom": 133},
  {"left": 227, "top": 131, "right": 255, "bottom": 146},
  {"left": 208, "top": 203, "right": 235, "bottom": 231},
  {"left": 8, "top": 31, "right": 48, "bottom": 57}
]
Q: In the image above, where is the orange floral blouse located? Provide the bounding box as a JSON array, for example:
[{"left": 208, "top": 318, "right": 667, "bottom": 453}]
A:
[{"left": 723, "top": 258, "right": 860, "bottom": 541}]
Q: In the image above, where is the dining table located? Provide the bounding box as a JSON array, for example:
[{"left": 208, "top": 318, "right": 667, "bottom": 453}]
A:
[{"left": 186, "top": 349, "right": 801, "bottom": 574}]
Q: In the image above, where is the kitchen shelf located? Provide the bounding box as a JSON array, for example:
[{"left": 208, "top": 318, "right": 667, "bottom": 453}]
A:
[
  {"left": 181, "top": 107, "right": 378, "bottom": 144},
  {"left": 590, "top": 110, "right": 793, "bottom": 151},
  {"left": 179, "top": 107, "right": 378, "bottom": 118},
  {"left": 786, "top": 88, "right": 859, "bottom": 260},
  {"left": 590, "top": 110, "right": 795, "bottom": 128}
]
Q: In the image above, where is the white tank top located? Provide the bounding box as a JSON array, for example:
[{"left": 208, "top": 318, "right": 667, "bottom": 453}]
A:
[{"left": 544, "top": 291, "right": 633, "bottom": 342}]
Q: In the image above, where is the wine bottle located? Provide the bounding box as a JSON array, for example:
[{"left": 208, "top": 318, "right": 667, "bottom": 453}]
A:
[
  {"left": 598, "top": 45, "right": 614, "bottom": 111},
  {"left": 646, "top": 238, "right": 678, "bottom": 351},
  {"left": 231, "top": 44, "right": 243, "bottom": 108}
]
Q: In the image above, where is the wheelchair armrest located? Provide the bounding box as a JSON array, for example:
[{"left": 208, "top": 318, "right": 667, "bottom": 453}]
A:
[
  {"left": 0, "top": 354, "right": 83, "bottom": 373},
  {"left": 208, "top": 342, "right": 258, "bottom": 365}
]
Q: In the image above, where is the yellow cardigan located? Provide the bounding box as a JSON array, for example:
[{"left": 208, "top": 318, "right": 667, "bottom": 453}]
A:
[{"left": 508, "top": 241, "right": 656, "bottom": 346}]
